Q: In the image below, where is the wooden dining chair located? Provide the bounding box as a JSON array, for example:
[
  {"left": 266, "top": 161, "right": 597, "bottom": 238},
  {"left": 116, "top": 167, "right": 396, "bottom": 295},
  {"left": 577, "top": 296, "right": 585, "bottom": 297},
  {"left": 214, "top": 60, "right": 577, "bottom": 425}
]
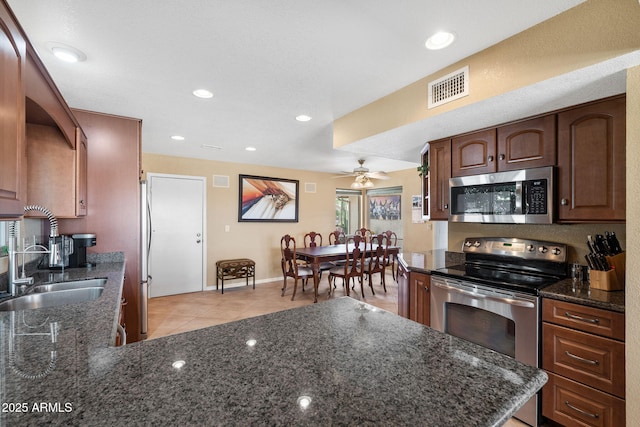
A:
[
  {"left": 327, "top": 235, "right": 366, "bottom": 298},
  {"left": 383, "top": 230, "right": 398, "bottom": 280},
  {"left": 303, "top": 231, "right": 333, "bottom": 281},
  {"left": 280, "top": 235, "right": 313, "bottom": 301},
  {"left": 328, "top": 230, "right": 345, "bottom": 245},
  {"left": 355, "top": 227, "right": 373, "bottom": 242},
  {"left": 365, "top": 234, "right": 389, "bottom": 294}
]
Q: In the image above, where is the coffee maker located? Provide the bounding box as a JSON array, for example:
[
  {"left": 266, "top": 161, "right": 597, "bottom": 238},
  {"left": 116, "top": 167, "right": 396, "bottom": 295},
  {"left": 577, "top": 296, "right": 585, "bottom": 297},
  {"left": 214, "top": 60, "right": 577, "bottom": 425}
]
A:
[{"left": 69, "top": 233, "right": 97, "bottom": 268}]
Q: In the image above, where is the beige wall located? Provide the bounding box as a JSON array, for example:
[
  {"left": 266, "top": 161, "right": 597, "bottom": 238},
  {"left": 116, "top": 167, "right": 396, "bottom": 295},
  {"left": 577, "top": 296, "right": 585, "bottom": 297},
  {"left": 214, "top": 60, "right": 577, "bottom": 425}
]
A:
[
  {"left": 334, "top": 0, "right": 640, "bottom": 146},
  {"left": 142, "top": 154, "right": 431, "bottom": 288},
  {"left": 626, "top": 65, "right": 639, "bottom": 426}
]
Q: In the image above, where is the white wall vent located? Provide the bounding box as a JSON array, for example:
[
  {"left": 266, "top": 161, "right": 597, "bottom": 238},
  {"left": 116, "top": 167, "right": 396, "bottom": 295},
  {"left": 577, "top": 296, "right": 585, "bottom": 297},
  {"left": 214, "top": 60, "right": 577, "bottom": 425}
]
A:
[
  {"left": 305, "top": 182, "right": 316, "bottom": 193},
  {"left": 213, "top": 175, "right": 230, "bottom": 188},
  {"left": 428, "top": 65, "right": 469, "bottom": 109}
]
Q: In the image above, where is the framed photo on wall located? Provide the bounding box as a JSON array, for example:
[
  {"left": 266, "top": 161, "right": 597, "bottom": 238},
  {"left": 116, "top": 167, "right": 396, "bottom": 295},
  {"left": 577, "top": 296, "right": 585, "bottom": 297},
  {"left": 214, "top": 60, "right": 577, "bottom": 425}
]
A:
[
  {"left": 368, "top": 195, "right": 401, "bottom": 220},
  {"left": 238, "top": 175, "right": 299, "bottom": 222}
]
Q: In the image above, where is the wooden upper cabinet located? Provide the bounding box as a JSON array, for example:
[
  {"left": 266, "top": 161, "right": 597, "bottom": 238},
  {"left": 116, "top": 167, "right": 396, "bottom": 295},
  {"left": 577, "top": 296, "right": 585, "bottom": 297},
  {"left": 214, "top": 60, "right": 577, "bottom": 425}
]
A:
[
  {"left": 25, "top": 124, "right": 88, "bottom": 218},
  {"left": 497, "top": 115, "right": 556, "bottom": 171},
  {"left": 557, "top": 96, "right": 626, "bottom": 222},
  {"left": 0, "top": 2, "right": 26, "bottom": 218},
  {"left": 24, "top": 46, "right": 76, "bottom": 148},
  {"left": 451, "top": 129, "right": 496, "bottom": 176},
  {"left": 452, "top": 117, "right": 556, "bottom": 177},
  {"left": 427, "top": 138, "right": 451, "bottom": 220}
]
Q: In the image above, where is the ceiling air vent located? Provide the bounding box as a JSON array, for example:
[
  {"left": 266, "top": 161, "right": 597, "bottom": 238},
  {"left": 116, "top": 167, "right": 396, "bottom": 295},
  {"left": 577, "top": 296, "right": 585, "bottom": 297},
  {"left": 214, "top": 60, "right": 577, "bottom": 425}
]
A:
[{"left": 428, "top": 65, "right": 469, "bottom": 109}]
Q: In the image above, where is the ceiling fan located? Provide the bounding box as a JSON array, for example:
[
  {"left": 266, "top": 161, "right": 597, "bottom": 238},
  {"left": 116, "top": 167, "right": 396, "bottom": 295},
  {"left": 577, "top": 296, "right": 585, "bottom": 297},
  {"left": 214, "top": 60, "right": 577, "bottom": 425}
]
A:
[{"left": 334, "top": 159, "right": 390, "bottom": 189}]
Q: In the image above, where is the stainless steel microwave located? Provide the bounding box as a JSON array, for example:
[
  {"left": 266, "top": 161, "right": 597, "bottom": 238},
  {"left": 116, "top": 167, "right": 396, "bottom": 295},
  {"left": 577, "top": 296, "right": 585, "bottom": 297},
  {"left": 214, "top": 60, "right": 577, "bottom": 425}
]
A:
[{"left": 449, "top": 166, "right": 554, "bottom": 224}]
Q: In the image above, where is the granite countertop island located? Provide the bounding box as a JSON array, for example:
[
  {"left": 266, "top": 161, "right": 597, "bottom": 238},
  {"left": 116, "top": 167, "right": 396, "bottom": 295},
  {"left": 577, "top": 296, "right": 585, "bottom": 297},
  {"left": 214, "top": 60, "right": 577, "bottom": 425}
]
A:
[{"left": 2, "top": 254, "right": 547, "bottom": 426}]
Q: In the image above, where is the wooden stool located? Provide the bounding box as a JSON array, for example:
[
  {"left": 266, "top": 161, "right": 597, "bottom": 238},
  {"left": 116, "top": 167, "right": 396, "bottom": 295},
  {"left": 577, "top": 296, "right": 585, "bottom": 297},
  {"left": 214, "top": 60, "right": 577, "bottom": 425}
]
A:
[{"left": 215, "top": 258, "right": 255, "bottom": 294}]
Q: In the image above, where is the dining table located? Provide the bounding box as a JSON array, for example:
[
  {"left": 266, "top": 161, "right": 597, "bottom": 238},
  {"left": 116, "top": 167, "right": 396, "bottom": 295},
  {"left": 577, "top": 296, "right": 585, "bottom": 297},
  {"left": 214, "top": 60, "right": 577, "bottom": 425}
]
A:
[{"left": 296, "top": 243, "right": 400, "bottom": 302}]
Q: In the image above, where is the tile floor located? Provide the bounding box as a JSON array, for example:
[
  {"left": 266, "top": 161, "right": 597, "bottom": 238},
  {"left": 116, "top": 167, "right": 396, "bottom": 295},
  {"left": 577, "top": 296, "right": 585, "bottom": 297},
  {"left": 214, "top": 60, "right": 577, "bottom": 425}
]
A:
[{"left": 147, "top": 272, "right": 527, "bottom": 427}]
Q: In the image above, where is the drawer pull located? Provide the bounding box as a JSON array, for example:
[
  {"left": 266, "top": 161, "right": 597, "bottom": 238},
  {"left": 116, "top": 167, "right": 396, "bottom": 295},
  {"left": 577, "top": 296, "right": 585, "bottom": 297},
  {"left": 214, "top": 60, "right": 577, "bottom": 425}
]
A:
[
  {"left": 565, "top": 401, "right": 599, "bottom": 419},
  {"left": 565, "top": 350, "right": 599, "bottom": 365},
  {"left": 564, "top": 311, "right": 600, "bottom": 324}
]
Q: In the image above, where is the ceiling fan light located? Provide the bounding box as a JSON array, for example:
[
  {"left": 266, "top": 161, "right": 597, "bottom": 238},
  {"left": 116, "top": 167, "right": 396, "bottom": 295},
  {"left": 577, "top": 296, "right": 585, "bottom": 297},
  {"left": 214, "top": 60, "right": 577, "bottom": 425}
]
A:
[
  {"left": 363, "top": 180, "right": 374, "bottom": 188},
  {"left": 351, "top": 181, "right": 363, "bottom": 189}
]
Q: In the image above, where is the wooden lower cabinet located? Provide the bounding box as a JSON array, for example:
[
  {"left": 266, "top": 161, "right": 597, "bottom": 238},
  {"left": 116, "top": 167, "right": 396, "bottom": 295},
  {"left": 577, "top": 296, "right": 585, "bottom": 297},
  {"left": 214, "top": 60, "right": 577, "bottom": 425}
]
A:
[
  {"left": 542, "top": 298, "right": 625, "bottom": 427},
  {"left": 543, "top": 372, "right": 625, "bottom": 427},
  {"left": 409, "top": 271, "right": 430, "bottom": 326},
  {"left": 397, "top": 262, "right": 409, "bottom": 318}
]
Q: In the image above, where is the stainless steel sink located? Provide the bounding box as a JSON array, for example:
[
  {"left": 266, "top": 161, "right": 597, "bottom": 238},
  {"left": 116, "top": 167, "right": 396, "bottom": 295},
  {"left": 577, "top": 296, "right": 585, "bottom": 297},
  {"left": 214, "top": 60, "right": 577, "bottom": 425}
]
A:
[
  {"left": 0, "top": 287, "right": 104, "bottom": 311},
  {"left": 33, "top": 278, "right": 107, "bottom": 293}
]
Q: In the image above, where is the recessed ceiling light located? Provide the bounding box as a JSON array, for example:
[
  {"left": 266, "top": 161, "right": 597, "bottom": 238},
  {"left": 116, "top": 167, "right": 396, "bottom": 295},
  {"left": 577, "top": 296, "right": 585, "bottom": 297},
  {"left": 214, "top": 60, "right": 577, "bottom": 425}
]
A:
[
  {"left": 296, "top": 115, "right": 312, "bottom": 122},
  {"left": 48, "top": 43, "right": 86, "bottom": 63},
  {"left": 425, "top": 31, "right": 456, "bottom": 50},
  {"left": 246, "top": 339, "right": 257, "bottom": 347},
  {"left": 245, "top": 146, "right": 257, "bottom": 152},
  {"left": 193, "top": 89, "right": 214, "bottom": 99},
  {"left": 171, "top": 135, "right": 185, "bottom": 141}
]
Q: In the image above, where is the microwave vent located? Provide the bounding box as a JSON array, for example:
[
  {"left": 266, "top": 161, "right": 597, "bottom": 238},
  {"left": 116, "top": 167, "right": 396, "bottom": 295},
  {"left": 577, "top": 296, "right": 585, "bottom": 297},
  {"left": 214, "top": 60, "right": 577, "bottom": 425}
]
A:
[{"left": 428, "top": 66, "right": 469, "bottom": 109}]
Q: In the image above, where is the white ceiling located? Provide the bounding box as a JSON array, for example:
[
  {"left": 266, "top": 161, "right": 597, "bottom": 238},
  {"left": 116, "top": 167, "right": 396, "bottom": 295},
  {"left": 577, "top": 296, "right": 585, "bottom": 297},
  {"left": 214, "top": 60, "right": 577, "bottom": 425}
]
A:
[{"left": 8, "top": 0, "right": 616, "bottom": 176}]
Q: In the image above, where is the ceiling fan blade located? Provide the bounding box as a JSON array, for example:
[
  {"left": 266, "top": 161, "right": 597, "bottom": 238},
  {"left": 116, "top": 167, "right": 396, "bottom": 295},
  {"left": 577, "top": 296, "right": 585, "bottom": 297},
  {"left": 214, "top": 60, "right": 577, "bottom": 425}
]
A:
[
  {"left": 367, "top": 172, "right": 390, "bottom": 180},
  {"left": 330, "top": 173, "right": 357, "bottom": 179}
]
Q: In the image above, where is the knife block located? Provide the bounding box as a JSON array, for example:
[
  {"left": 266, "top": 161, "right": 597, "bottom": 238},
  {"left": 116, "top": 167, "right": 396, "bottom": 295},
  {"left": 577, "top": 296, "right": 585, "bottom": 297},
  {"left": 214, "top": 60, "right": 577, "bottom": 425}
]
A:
[{"left": 590, "top": 252, "right": 625, "bottom": 291}]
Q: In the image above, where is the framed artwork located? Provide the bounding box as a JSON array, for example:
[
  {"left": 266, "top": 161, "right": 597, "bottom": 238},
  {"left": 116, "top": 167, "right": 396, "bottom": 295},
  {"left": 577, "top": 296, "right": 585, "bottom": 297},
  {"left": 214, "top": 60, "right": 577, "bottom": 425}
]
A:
[
  {"left": 368, "top": 195, "right": 401, "bottom": 220},
  {"left": 238, "top": 175, "right": 299, "bottom": 222}
]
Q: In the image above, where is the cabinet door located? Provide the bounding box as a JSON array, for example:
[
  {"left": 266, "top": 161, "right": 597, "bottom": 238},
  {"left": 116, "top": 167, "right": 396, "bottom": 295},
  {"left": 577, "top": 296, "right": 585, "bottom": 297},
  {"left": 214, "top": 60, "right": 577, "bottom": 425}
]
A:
[
  {"left": 497, "top": 115, "right": 556, "bottom": 171},
  {"left": 428, "top": 138, "right": 451, "bottom": 220},
  {"left": 411, "top": 272, "right": 430, "bottom": 326},
  {"left": 0, "top": 4, "right": 26, "bottom": 218},
  {"left": 451, "top": 129, "right": 496, "bottom": 176},
  {"left": 557, "top": 96, "right": 626, "bottom": 222},
  {"left": 75, "top": 128, "right": 88, "bottom": 216},
  {"left": 396, "top": 262, "right": 409, "bottom": 318}
]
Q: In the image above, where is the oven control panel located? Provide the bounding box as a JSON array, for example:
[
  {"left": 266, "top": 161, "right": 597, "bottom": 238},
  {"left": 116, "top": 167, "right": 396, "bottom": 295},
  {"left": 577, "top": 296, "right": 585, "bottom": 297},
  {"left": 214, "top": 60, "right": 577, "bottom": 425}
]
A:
[{"left": 463, "top": 237, "right": 567, "bottom": 262}]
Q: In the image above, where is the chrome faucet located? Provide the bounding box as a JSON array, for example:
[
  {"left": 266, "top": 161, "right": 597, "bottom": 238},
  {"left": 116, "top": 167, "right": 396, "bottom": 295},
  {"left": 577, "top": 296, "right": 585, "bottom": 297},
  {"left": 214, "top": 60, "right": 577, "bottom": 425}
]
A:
[{"left": 7, "top": 205, "right": 59, "bottom": 296}]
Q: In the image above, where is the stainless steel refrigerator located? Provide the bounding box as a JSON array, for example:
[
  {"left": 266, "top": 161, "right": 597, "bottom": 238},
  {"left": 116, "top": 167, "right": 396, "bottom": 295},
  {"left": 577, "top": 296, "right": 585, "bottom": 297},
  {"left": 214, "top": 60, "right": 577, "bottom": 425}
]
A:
[{"left": 140, "top": 180, "right": 151, "bottom": 339}]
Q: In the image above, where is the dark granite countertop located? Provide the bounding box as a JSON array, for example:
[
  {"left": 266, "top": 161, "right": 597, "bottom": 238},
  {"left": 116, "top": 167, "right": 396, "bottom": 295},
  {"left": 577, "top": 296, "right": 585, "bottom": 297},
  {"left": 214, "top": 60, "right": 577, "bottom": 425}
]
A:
[
  {"left": 540, "top": 278, "right": 625, "bottom": 313},
  {"left": 2, "top": 253, "right": 547, "bottom": 426},
  {"left": 398, "top": 250, "right": 459, "bottom": 274}
]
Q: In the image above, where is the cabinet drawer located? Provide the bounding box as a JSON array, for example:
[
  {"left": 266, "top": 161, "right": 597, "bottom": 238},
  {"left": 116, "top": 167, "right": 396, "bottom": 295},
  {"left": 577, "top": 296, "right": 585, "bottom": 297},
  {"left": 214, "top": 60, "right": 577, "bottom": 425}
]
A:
[
  {"left": 543, "top": 323, "right": 624, "bottom": 398},
  {"left": 542, "top": 372, "right": 625, "bottom": 427},
  {"left": 542, "top": 298, "right": 625, "bottom": 340}
]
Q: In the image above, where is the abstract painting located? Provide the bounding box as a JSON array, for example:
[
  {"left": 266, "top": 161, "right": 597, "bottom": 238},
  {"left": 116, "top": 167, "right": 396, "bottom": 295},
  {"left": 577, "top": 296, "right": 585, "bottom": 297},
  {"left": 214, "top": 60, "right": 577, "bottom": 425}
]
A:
[{"left": 238, "top": 175, "right": 299, "bottom": 222}]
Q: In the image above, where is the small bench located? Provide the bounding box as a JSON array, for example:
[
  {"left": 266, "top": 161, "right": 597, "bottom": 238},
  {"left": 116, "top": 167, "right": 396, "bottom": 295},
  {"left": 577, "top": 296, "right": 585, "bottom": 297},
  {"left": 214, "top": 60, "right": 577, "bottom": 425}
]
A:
[{"left": 215, "top": 258, "right": 255, "bottom": 294}]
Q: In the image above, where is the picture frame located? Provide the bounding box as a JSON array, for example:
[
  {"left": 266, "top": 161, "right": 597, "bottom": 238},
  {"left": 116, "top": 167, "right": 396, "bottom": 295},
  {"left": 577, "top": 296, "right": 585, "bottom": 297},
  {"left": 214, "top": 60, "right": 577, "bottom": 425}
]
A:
[
  {"left": 238, "top": 175, "right": 299, "bottom": 222},
  {"left": 368, "top": 195, "right": 401, "bottom": 220}
]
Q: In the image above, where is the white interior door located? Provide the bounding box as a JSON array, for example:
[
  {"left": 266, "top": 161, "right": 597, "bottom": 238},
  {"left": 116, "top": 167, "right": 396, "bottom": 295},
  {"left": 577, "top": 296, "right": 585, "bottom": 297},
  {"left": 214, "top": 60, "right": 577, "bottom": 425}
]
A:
[{"left": 148, "top": 174, "right": 206, "bottom": 297}]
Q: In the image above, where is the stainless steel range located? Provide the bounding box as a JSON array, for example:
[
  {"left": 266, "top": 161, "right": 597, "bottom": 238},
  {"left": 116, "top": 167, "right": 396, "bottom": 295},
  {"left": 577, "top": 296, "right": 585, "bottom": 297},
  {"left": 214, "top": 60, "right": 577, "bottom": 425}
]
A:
[{"left": 430, "top": 237, "right": 568, "bottom": 427}]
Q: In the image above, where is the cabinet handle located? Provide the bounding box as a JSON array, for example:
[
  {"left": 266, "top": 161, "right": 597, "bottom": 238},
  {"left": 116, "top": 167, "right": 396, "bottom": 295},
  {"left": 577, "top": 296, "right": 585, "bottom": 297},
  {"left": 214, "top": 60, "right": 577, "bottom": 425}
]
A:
[
  {"left": 498, "top": 154, "right": 505, "bottom": 161},
  {"left": 443, "top": 204, "right": 448, "bottom": 209},
  {"left": 561, "top": 198, "right": 569, "bottom": 206},
  {"left": 487, "top": 155, "right": 494, "bottom": 162},
  {"left": 564, "top": 401, "right": 599, "bottom": 419},
  {"left": 565, "top": 350, "right": 599, "bottom": 365},
  {"left": 564, "top": 311, "right": 600, "bottom": 324}
]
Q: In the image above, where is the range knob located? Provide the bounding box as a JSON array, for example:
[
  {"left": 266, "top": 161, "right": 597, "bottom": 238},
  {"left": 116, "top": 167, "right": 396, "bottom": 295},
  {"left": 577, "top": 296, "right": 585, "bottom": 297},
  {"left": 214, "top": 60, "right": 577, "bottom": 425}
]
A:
[
  {"left": 538, "top": 246, "right": 548, "bottom": 254},
  {"left": 473, "top": 240, "right": 481, "bottom": 247},
  {"left": 464, "top": 241, "right": 472, "bottom": 247},
  {"left": 526, "top": 245, "right": 535, "bottom": 252},
  {"left": 551, "top": 247, "right": 562, "bottom": 256}
]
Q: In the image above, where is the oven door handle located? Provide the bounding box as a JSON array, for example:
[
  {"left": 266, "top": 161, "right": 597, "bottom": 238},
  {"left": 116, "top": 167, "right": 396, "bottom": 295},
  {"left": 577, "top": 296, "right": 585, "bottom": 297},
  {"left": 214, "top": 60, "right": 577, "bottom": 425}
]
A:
[{"left": 433, "top": 282, "right": 535, "bottom": 308}]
